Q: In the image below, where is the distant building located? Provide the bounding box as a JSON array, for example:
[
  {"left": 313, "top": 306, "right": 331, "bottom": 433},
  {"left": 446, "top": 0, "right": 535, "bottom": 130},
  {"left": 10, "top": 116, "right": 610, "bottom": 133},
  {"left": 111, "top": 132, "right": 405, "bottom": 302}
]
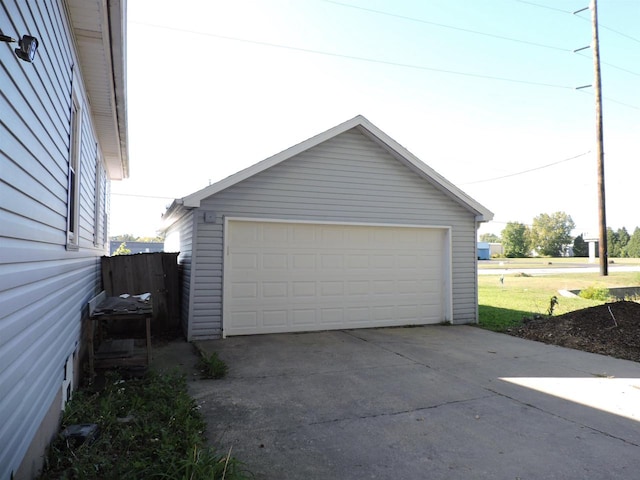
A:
[
  {"left": 585, "top": 236, "right": 599, "bottom": 263},
  {"left": 478, "top": 242, "right": 491, "bottom": 260},
  {"left": 109, "top": 241, "right": 164, "bottom": 255},
  {"left": 489, "top": 242, "right": 503, "bottom": 257}
]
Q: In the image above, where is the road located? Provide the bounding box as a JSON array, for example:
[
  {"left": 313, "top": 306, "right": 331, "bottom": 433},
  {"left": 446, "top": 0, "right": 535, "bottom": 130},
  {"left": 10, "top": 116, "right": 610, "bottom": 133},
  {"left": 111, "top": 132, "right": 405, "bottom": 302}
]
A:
[{"left": 478, "top": 263, "right": 640, "bottom": 275}]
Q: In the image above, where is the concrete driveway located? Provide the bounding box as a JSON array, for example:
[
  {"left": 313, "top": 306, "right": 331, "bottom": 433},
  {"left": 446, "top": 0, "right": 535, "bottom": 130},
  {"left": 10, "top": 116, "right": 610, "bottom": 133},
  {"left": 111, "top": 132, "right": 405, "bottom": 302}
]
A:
[{"left": 192, "top": 326, "right": 640, "bottom": 479}]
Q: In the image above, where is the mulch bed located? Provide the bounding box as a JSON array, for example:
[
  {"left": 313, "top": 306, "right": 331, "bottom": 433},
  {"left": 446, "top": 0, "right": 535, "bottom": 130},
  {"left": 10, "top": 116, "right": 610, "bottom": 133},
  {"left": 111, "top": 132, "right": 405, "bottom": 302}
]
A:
[{"left": 507, "top": 301, "right": 640, "bottom": 363}]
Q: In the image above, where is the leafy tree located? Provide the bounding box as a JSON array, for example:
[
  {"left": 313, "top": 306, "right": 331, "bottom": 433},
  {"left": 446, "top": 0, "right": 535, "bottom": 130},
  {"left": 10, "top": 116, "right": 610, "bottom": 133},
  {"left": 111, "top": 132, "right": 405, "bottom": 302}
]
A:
[
  {"left": 573, "top": 234, "right": 588, "bottom": 257},
  {"left": 626, "top": 227, "right": 640, "bottom": 258},
  {"left": 480, "top": 233, "right": 500, "bottom": 243},
  {"left": 617, "top": 227, "right": 630, "bottom": 257},
  {"left": 113, "top": 242, "right": 132, "bottom": 256},
  {"left": 606, "top": 227, "right": 630, "bottom": 258},
  {"left": 138, "top": 234, "right": 165, "bottom": 242},
  {"left": 110, "top": 234, "right": 165, "bottom": 242},
  {"left": 501, "top": 222, "right": 531, "bottom": 258},
  {"left": 530, "top": 212, "right": 575, "bottom": 256},
  {"left": 606, "top": 227, "right": 617, "bottom": 257}
]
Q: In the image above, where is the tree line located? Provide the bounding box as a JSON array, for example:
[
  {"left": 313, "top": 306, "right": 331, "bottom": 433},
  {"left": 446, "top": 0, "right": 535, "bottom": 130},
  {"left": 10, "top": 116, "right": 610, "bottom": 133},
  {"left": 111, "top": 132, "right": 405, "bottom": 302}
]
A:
[
  {"left": 110, "top": 234, "right": 165, "bottom": 242},
  {"left": 480, "top": 211, "right": 640, "bottom": 258}
]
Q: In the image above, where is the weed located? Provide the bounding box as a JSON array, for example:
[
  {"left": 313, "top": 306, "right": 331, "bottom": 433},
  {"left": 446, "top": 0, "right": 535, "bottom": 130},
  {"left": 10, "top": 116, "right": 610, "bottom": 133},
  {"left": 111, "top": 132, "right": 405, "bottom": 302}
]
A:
[
  {"left": 547, "top": 295, "right": 559, "bottom": 316},
  {"left": 199, "top": 351, "right": 228, "bottom": 379}
]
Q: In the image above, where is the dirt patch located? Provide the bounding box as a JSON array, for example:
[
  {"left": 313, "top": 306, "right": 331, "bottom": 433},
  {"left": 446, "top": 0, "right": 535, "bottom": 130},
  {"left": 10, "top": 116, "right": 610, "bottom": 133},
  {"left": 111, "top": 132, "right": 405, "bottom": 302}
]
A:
[{"left": 507, "top": 301, "right": 640, "bottom": 363}]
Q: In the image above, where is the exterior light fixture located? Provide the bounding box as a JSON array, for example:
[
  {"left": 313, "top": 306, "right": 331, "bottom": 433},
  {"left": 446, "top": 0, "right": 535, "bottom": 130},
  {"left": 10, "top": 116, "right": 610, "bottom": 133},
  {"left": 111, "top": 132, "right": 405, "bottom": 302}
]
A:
[{"left": 1, "top": 32, "right": 39, "bottom": 62}]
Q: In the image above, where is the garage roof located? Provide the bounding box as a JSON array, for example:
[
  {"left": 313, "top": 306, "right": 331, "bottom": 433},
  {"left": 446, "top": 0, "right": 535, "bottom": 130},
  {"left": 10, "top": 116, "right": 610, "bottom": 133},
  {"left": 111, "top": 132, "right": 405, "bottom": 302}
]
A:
[{"left": 164, "top": 115, "right": 493, "bottom": 222}]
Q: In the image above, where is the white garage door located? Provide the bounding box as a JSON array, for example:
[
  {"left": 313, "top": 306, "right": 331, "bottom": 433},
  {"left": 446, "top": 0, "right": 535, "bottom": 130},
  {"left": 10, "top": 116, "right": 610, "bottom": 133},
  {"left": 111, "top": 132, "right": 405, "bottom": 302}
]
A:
[{"left": 223, "top": 219, "right": 451, "bottom": 336}]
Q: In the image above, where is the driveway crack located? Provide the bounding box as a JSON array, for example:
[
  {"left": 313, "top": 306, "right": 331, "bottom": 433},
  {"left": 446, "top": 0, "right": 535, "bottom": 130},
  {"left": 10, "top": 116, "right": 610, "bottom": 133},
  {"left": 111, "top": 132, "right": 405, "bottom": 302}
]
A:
[
  {"left": 341, "top": 330, "right": 434, "bottom": 369},
  {"left": 307, "top": 394, "right": 495, "bottom": 427}
]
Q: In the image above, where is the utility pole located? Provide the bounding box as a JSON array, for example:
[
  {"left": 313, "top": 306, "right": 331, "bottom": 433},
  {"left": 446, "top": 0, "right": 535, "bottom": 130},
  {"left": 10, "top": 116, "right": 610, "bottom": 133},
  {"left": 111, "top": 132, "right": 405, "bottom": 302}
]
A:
[
  {"left": 591, "top": 0, "right": 607, "bottom": 276},
  {"left": 575, "top": 0, "right": 607, "bottom": 275}
]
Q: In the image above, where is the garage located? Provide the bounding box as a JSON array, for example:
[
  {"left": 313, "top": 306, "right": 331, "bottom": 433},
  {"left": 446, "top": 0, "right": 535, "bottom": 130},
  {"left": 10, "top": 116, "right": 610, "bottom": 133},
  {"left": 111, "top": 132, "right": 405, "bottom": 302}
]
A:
[
  {"left": 162, "top": 115, "right": 492, "bottom": 340},
  {"left": 223, "top": 219, "right": 451, "bottom": 336}
]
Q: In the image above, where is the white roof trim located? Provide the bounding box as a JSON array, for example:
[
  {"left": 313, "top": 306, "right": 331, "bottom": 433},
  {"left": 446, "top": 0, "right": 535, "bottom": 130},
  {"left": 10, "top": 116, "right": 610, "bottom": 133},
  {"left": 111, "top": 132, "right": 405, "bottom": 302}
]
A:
[{"left": 177, "top": 115, "right": 493, "bottom": 221}]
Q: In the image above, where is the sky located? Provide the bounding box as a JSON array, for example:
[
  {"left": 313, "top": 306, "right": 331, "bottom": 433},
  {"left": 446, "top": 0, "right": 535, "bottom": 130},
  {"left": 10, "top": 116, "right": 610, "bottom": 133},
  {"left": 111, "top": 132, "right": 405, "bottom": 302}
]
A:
[{"left": 111, "top": 0, "right": 639, "bottom": 239}]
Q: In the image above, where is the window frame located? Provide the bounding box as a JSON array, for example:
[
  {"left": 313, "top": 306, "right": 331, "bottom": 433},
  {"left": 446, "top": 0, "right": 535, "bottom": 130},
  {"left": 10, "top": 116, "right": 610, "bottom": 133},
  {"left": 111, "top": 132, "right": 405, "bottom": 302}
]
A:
[
  {"left": 94, "top": 150, "right": 106, "bottom": 248},
  {"left": 66, "top": 91, "right": 81, "bottom": 250}
]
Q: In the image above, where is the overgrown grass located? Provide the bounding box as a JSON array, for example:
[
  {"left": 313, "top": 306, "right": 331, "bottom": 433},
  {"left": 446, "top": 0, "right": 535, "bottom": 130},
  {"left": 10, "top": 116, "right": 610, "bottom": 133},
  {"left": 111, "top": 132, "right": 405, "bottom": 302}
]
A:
[
  {"left": 478, "top": 271, "right": 640, "bottom": 332},
  {"left": 41, "top": 371, "right": 250, "bottom": 479},
  {"left": 198, "top": 351, "right": 229, "bottom": 379}
]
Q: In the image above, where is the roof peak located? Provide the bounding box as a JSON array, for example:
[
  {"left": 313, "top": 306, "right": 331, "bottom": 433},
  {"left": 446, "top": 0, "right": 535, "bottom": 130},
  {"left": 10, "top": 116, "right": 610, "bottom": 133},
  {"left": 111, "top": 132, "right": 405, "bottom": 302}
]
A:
[{"left": 163, "top": 115, "right": 493, "bottom": 224}]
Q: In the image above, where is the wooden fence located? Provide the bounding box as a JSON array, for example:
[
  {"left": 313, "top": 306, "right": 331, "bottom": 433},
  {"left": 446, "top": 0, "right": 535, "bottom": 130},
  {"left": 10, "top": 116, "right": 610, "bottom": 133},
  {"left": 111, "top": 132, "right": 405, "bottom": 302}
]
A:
[{"left": 101, "top": 253, "right": 180, "bottom": 334}]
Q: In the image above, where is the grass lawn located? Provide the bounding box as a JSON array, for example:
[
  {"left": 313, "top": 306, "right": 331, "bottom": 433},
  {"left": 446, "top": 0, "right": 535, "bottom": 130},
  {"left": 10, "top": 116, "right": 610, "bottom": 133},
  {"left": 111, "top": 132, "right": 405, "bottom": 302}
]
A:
[{"left": 478, "top": 270, "right": 640, "bottom": 331}]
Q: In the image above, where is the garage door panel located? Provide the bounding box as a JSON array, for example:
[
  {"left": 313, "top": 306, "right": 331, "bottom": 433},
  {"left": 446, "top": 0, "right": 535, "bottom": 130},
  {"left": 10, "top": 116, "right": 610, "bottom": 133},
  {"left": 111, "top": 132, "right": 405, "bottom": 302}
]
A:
[
  {"left": 320, "top": 254, "right": 343, "bottom": 269},
  {"left": 347, "top": 280, "right": 369, "bottom": 295},
  {"left": 263, "top": 282, "right": 287, "bottom": 298},
  {"left": 292, "top": 225, "right": 315, "bottom": 243},
  {"left": 320, "top": 281, "right": 344, "bottom": 296},
  {"left": 230, "top": 311, "right": 258, "bottom": 328},
  {"left": 263, "top": 311, "right": 287, "bottom": 327},
  {"left": 231, "top": 252, "right": 258, "bottom": 269},
  {"left": 320, "top": 308, "right": 343, "bottom": 324},
  {"left": 263, "top": 253, "right": 288, "bottom": 269},
  {"left": 230, "top": 282, "right": 257, "bottom": 299},
  {"left": 346, "top": 254, "right": 369, "bottom": 269},
  {"left": 224, "top": 221, "right": 449, "bottom": 335},
  {"left": 263, "top": 224, "right": 289, "bottom": 243},
  {"left": 292, "top": 281, "right": 316, "bottom": 297},
  {"left": 293, "top": 254, "right": 315, "bottom": 269},
  {"left": 397, "top": 305, "right": 419, "bottom": 320},
  {"left": 292, "top": 309, "right": 316, "bottom": 325}
]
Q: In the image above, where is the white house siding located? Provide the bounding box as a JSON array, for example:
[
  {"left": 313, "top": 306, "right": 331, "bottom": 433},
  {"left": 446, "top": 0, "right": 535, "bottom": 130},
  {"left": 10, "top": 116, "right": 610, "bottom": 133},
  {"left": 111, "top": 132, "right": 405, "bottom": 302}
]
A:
[
  {"left": 184, "top": 129, "right": 478, "bottom": 339},
  {"left": 0, "top": 1, "right": 110, "bottom": 477}
]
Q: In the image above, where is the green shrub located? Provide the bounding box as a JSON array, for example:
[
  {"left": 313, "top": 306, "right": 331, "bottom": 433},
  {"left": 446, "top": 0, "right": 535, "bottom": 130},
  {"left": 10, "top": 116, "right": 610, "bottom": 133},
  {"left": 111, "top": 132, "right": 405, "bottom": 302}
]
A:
[{"left": 579, "top": 285, "right": 610, "bottom": 301}]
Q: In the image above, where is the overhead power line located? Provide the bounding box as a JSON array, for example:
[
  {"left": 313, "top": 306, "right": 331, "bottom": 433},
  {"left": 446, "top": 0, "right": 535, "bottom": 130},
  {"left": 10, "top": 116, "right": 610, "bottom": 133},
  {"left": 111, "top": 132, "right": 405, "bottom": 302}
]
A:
[
  {"left": 575, "top": 88, "right": 640, "bottom": 111},
  {"left": 460, "top": 151, "right": 591, "bottom": 185},
  {"left": 131, "top": 21, "right": 638, "bottom": 108},
  {"left": 322, "top": 0, "right": 570, "bottom": 52},
  {"left": 517, "top": 0, "right": 640, "bottom": 44},
  {"left": 576, "top": 52, "right": 640, "bottom": 77},
  {"left": 327, "top": 0, "right": 640, "bottom": 78},
  {"left": 513, "top": 0, "right": 572, "bottom": 14},
  {"left": 132, "top": 21, "right": 573, "bottom": 90}
]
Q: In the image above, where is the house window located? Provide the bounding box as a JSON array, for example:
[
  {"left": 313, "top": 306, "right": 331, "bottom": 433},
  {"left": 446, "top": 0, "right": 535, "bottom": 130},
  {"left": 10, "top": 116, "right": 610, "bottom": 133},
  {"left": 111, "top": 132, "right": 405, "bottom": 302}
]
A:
[
  {"left": 94, "top": 153, "right": 106, "bottom": 247},
  {"left": 67, "top": 93, "right": 81, "bottom": 249}
]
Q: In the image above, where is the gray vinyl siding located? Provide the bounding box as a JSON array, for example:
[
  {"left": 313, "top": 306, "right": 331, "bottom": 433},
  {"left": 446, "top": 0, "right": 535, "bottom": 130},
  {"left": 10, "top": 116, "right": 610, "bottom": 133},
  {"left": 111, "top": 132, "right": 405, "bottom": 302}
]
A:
[
  {"left": 192, "top": 217, "right": 223, "bottom": 338},
  {"left": 188, "top": 129, "right": 478, "bottom": 339},
  {"left": 165, "top": 211, "right": 195, "bottom": 337},
  {"left": 0, "top": 1, "right": 109, "bottom": 476}
]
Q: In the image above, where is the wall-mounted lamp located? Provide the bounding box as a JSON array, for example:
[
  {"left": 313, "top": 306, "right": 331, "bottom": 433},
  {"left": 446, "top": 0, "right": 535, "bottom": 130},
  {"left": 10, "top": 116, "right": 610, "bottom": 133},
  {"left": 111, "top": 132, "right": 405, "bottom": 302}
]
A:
[{"left": 1, "top": 32, "right": 39, "bottom": 63}]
